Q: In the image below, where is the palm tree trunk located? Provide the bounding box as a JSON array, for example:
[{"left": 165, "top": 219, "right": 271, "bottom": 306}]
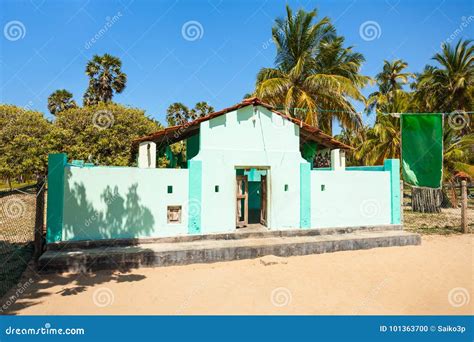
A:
[{"left": 411, "top": 187, "right": 442, "bottom": 213}]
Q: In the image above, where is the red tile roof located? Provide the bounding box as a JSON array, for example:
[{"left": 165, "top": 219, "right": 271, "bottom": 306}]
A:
[{"left": 134, "top": 97, "right": 353, "bottom": 150}]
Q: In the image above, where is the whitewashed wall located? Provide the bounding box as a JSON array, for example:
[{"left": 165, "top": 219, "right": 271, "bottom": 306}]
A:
[
  {"left": 310, "top": 170, "right": 392, "bottom": 228},
  {"left": 194, "top": 106, "right": 306, "bottom": 233},
  {"left": 62, "top": 166, "right": 189, "bottom": 241}
]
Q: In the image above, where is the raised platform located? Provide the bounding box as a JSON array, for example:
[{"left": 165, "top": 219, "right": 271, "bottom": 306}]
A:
[{"left": 38, "top": 225, "right": 421, "bottom": 273}]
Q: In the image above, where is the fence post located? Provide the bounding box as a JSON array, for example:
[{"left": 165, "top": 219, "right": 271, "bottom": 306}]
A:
[
  {"left": 461, "top": 180, "right": 468, "bottom": 234},
  {"left": 34, "top": 177, "right": 46, "bottom": 261}
]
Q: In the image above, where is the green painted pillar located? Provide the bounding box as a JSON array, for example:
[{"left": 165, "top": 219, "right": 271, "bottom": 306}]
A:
[
  {"left": 300, "top": 162, "right": 311, "bottom": 228},
  {"left": 46, "top": 153, "right": 67, "bottom": 243},
  {"left": 188, "top": 159, "right": 202, "bottom": 234},
  {"left": 384, "top": 159, "right": 401, "bottom": 225}
]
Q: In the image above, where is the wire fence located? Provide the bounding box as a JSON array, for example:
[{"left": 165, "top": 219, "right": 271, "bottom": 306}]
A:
[{"left": 0, "top": 182, "right": 45, "bottom": 300}]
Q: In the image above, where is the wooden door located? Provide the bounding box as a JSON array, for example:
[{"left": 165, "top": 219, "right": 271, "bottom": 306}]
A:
[
  {"left": 260, "top": 175, "right": 267, "bottom": 226},
  {"left": 236, "top": 175, "right": 248, "bottom": 227}
]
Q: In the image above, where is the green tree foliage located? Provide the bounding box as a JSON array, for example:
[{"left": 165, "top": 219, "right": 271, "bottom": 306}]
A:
[
  {"left": 0, "top": 105, "right": 53, "bottom": 187},
  {"left": 166, "top": 101, "right": 214, "bottom": 126},
  {"left": 255, "top": 5, "right": 370, "bottom": 133},
  {"left": 83, "top": 54, "right": 127, "bottom": 106},
  {"left": 47, "top": 89, "right": 77, "bottom": 115},
  {"left": 164, "top": 101, "right": 214, "bottom": 167},
  {"left": 366, "top": 59, "right": 414, "bottom": 113},
  {"left": 414, "top": 40, "right": 474, "bottom": 112},
  {"left": 52, "top": 103, "right": 161, "bottom": 166}
]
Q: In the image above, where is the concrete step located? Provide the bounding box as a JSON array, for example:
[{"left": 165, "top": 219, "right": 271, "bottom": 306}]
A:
[
  {"left": 38, "top": 230, "right": 420, "bottom": 273},
  {"left": 46, "top": 224, "right": 403, "bottom": 251}
]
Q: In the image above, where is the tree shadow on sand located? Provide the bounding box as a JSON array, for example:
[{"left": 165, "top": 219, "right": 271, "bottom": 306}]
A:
[{"left": 2, "top": 168, "right": 159, "bottom": 315}]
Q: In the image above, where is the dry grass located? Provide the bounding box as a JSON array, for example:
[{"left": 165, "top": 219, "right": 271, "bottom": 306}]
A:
[{"left": 404, "top": 205, "right": 473, "bottom": 235}]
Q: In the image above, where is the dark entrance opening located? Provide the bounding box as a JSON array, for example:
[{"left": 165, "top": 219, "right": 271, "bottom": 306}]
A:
[{"left": 235, "top": 168, "right": 267, "bottom": 228}]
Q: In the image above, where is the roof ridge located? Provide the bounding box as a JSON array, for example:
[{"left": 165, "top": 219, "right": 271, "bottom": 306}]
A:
[{"left": 133, "top": 98, "right": 353, "bottom": 150}]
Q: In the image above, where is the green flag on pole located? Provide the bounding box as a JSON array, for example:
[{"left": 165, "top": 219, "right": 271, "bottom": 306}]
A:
[{"left": 401, "top": 114, "right": 443, "bottom": 188}]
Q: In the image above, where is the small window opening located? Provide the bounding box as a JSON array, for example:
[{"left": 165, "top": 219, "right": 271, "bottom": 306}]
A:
[
  {"left": 167, "top": 185, "right": 173, "bottom": 193},
  {"left": 284, "top": 184, "right": 289, "bottom": 191},
  {"left": 167, "top": 206, "right": 181, "bottom": 223},
  {"left": 215, "top": 185, "right": 219, "bottom": 192},
  {"left": 321, "top": 184, "right": 325, "bottom": 191}
]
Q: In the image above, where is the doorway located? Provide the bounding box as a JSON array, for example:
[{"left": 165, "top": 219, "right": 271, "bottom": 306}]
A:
[{"left": 235, "top": 168, "right": 268, "bottom": 228}]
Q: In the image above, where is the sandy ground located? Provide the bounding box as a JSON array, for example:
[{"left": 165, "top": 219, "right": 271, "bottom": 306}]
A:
[{"left": 2, "top": 234, "right": 473, "bottom": 315}]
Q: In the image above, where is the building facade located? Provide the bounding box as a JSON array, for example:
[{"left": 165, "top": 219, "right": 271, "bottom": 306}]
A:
[{"left": 46, "top": 98, "right": 401, "bottom": 243}]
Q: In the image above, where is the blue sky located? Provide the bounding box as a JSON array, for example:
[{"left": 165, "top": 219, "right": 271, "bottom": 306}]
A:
[{"left": 0, "top": 0, "right": 472, "bottom": 133}]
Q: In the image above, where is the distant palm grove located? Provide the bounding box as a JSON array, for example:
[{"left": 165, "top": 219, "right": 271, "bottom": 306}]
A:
[{"left": 0, "top": 5, "right": 472, "bottom": 190}]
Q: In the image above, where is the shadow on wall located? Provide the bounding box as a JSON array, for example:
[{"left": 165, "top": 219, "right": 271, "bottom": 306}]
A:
[{"left": 62, "top": 168, "right": 155, "bottom": 241}]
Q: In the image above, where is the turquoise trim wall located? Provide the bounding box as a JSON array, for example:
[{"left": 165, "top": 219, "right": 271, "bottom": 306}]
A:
[
  {"left": 384, "top": 159, "right": 401, "bottom": 224},
  {"left": 346, "top": 166, "right": 384, "bottom": 171},
  {"left": 300, "top": 162, "right": 311, "bottom": 228},
  {"left": 46, "top": 153, "right": 67, "bottom": 243},
  {"left": 188, "top": 159, "right": 202, "bottom": 234}
]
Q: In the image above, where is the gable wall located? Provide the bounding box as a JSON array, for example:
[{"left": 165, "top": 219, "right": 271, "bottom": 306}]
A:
[{"left": 193, "top": 106, "right": 306, "bottom": 233}]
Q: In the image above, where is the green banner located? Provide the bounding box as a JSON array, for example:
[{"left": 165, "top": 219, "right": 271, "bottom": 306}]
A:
[{"left": 401, "top": 114, "right": 443, "bottom": 188}]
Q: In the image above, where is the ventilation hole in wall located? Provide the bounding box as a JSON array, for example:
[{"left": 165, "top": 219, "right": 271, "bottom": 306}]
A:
[
  {"left": 167, "top": 206, "right": 181, "bottom": 224},
  {"left": 215, "top": 185, "right": 219, "bottom": 192},
  {"left": 167, "top": 185, "right": 173, "bottom": 194},
  {"left": 321, "top": 184, "right": 325, "bottom": 191},
  {"left": 284, "top": 184, "right": 289, "bottom": 191}
]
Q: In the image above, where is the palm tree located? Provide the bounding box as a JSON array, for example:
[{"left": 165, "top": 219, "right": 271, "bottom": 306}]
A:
[
  {"left": 367, "top": 59, "right": 414, "bottom": 113},
  {"left": 442, "top": 128, "right": 474, "bottom": 206},
  {"left": 192, "top": 101, "right": 214, "bottom": 118},
  {"left": 47, "top": 89, "right": 77, "bottom": 115},
  {"left": 414, "top": 39, "right": 474, "bottom": 112},
  {"left": 83, "top": 54, "right": 127, "bottom": 106},
  {"left": 358, "top": 91, "right": 413, "bottom": 165},
  {"left": 255, "top": 5, "right": 369, "bottom": 133}
]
